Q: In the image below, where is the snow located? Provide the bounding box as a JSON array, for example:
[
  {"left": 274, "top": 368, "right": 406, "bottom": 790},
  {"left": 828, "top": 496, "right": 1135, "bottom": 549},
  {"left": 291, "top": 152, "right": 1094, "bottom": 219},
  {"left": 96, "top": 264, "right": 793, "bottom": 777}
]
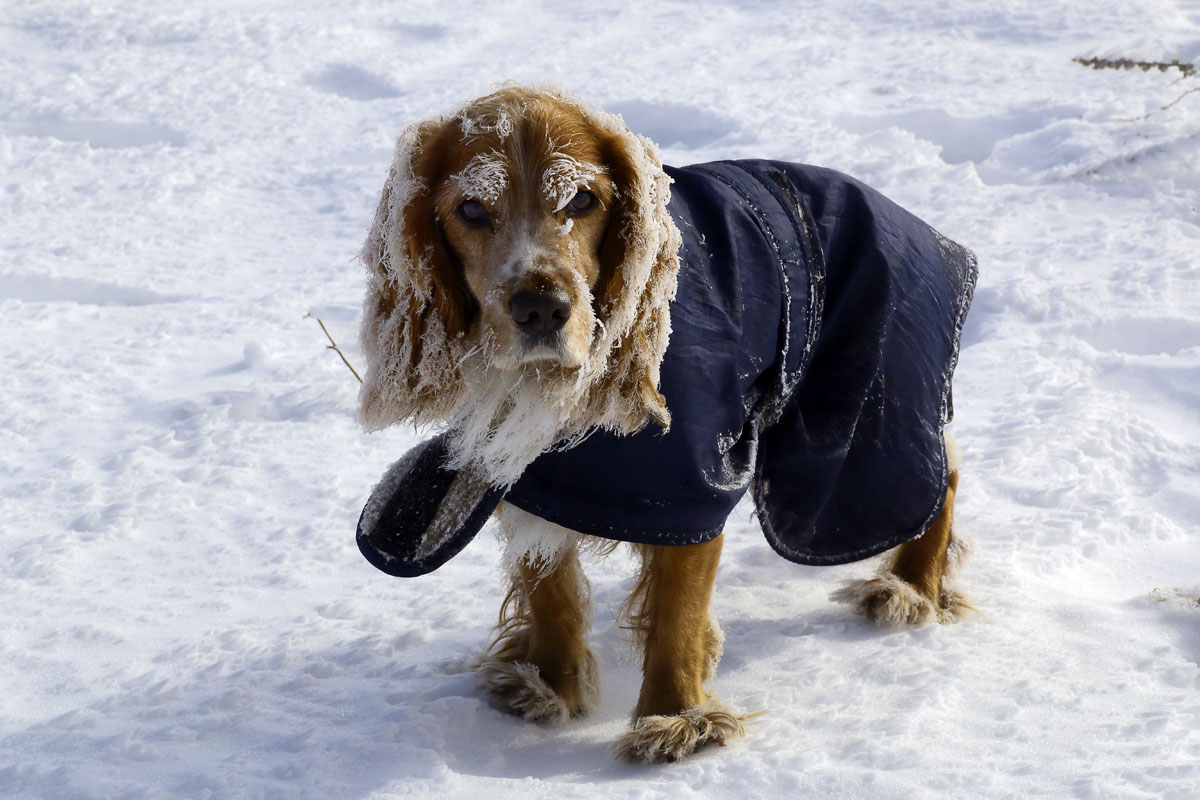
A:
[{"left": 2, "top": 0, "right": 1199, "bottom": 797}]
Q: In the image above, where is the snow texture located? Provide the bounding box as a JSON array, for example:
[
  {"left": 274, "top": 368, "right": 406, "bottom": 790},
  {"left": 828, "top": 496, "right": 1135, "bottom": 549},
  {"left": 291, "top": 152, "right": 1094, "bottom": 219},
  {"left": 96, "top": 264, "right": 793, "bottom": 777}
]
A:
[{"left": 2, "top": 0, "right": 1200, "bottom": 798}]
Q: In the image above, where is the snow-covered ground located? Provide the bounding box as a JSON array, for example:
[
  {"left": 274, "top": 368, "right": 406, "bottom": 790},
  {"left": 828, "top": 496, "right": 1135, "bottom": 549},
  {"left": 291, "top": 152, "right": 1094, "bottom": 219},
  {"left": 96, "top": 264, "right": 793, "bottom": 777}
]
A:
[{"left": 3, "top": 1, "right": 1199, "bottom": 797}]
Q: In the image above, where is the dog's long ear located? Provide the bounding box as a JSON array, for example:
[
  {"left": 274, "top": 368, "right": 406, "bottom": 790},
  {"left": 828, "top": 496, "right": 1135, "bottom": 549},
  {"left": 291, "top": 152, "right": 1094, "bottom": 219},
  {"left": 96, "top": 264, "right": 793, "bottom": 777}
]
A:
[
  {"left": 358, "top": 118, "right": 475, "bottom": 431},
  {"left": 578, "top": 120, "right": 681, "bottom": 434}
]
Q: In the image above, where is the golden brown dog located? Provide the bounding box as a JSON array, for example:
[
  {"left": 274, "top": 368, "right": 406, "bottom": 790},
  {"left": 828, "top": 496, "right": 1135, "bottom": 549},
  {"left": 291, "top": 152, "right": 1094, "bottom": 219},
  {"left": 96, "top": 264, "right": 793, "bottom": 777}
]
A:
[{"left": 358, "top": 86, "right": 970, "bottom": 763}]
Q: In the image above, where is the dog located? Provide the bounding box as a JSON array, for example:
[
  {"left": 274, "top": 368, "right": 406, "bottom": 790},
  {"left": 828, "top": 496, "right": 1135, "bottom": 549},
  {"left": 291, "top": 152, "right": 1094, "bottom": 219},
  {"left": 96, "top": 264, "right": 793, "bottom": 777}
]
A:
[{"left": 355, "top": 86, "right": 977, "bottom": 763}]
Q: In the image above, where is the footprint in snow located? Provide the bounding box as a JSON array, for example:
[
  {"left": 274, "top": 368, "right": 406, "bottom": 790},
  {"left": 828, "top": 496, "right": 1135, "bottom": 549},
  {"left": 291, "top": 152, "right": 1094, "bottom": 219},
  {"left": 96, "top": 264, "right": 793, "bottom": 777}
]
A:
[
  {"left": 837, "top": 105, "right": 1081, "bottom": 171},
  {"left": 1079, "top": 317, "right": 1200, "bottom": 357},
  {"left": 5, "top": 118, "right": 186, "bottom": 148},
  {"left": 308, "top": 64, "right": 404, "bottom": 101},
  {"left": 0, "top": 274, "right": 185, "bottom": 306},
  {"left": 606, "top": 99, "right": 738, "bottom": 150}
]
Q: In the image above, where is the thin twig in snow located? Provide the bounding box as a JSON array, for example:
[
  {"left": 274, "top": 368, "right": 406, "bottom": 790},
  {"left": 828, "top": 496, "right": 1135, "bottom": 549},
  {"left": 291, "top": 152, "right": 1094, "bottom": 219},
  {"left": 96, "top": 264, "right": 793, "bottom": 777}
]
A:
[
  {"left": 1115, "top": 86, "right": 1200, "bottom": 122},
  {"left": 306, "top": 313, "right": 363, "bottom": 383},
  {"left": 1073, "top": 56, "right": 1195, "bottom": 77},
  {"left": 1073, "top": 55, "right": 1200, "bottom": 121}
]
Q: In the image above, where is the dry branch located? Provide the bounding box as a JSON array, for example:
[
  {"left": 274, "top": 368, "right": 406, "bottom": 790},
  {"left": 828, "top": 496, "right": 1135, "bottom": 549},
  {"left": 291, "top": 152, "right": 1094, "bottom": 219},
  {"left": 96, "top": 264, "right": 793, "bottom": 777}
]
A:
[
  {"left": 1076, "top": 56, "right": 1200, "bottom": 121},
  {"left": 1074, "top": 56, "right": 1196, "bottom": 77},
  {"left": 306, "top": 313, "right": 363, "bottom": 384}
]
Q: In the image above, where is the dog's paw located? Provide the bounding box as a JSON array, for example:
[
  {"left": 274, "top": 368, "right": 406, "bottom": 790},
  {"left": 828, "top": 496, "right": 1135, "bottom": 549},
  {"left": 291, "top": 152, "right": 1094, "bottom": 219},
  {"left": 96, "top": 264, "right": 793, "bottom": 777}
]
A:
[
  {"left": 474, "top": 658, "right": 572, "bottom": 723},
  {"left": 831, "top": 572, "right": 971, "bottom": 626},
  {"left": 474, "top": 654, "right": 596, "bottom": 724},
  {"left": 613, "top": 700, "right": 747, "bottom": 763}
]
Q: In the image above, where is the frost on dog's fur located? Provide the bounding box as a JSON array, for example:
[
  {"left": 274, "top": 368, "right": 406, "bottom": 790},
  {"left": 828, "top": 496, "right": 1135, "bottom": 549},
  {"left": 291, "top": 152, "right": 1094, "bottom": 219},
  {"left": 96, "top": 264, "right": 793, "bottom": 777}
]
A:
[
  {"left": 475, "top": 631, "right": 600, "bottom": 724},
  {"left": 831, "top": 535, "right": 974, "bottom": 626},
  {"left": 832, "top": 569, "right": 965, "bottom": 626},
  {"left": 474, "top": 659, "right": 578, "bottom": 724},
  {"left": 357, "top": 86, "right": 681, "bottom": 489},
  {"left": 460, "top": 106, "right": 514, "bottom": 141},
  {"left": 542, "top": 152, "right": 601, "bottom": 212},
  {"left": 832, "top": 524, "right": 974, "bottom": 626},
  {"left": 494, "top": 501, "right": 581, "bottom": 571},
  {"left": 614, "top": 700, "right": 748, "bottom": 763},
  {"left": 449, "top": 152, "right": 509, "bottom": 204}
]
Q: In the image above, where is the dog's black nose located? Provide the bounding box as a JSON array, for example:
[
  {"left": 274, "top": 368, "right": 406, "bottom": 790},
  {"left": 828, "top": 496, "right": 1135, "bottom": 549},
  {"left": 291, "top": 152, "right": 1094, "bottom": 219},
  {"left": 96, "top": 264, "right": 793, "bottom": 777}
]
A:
[{"left": 509, "top": 291, "right": 571, "bottom": 335}]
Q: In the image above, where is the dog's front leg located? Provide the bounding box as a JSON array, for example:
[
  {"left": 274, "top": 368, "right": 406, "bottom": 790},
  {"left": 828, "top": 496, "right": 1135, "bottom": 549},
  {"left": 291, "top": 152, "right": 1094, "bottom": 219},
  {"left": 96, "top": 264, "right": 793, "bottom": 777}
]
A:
[
  {"left": 614, "top": 535, "right": 748, "bottom": 763},
  {"left": 475, "top": 541, "right": 598, "bottom": 723}
]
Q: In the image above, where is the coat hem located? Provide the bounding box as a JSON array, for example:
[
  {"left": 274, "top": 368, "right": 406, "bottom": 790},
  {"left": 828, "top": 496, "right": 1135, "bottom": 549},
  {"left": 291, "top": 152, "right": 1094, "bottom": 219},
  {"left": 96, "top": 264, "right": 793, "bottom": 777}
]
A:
[
  {"left": 752, "top": 427, "right": 951, "bottom": 566},
  {"left": 502, "top": 492, "right": 726, "bottom": 547}
]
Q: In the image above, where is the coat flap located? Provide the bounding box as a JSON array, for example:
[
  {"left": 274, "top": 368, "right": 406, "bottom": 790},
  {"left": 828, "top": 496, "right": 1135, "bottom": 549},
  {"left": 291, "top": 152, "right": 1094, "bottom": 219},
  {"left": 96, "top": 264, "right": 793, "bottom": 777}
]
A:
[{"left": 357, "top": 433, "right": 505, "bottom": 577}]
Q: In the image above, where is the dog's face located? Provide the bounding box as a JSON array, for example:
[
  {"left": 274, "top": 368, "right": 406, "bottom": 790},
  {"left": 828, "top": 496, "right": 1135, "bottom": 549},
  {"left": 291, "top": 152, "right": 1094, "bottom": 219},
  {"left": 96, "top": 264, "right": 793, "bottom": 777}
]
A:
[
  {"left": 359, "top": 86, "right": 679, "bottom": 446},
  {"left": 419, "top": 92, "right": 621, "bottom": 370}
]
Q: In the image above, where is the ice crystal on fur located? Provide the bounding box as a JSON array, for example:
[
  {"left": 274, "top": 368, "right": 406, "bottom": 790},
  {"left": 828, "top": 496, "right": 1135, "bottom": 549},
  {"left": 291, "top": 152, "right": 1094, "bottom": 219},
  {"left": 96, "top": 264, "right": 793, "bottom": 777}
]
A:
[
  {"left": 474, "top": 659, "right": 576, "bottom": 724},
  {"left": 438, "top": 343, "right": 596, "bottom": 488},
  {"left": 833, "top": 572, "right": 942, "bottom": 626},
  {"left": 494, "top": 502, "right": 581, "bottom": 571},
  {"left": 449, "top": 152, "right": 509, "bottom": 204},
  {"left": 358, "top": 123, "right": 454, "bottom": 430},
  {"left": 494, "top": 504, "right": 620, "bottom": 578},
  {"left": 832, "top": 532, "right": 975, "bottom": 626},
  {"left": 945, "top": 433, "right": 963, "bottom": 474},
  {"left": 460, "top": 109, "right": 514, "bottom": 141},
  {"left": 542, "top": 153, "right": 601, "bottom": 212},
  {"left": 614, "top": 700, "right": 748, "bottom": 763}
]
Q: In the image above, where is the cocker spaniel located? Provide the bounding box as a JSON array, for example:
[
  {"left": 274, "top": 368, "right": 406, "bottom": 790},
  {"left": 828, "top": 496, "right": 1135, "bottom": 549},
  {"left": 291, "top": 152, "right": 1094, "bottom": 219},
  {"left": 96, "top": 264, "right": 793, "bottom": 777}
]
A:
[{"left": 355, "top": 86, "right": 977, "bottom": 763}]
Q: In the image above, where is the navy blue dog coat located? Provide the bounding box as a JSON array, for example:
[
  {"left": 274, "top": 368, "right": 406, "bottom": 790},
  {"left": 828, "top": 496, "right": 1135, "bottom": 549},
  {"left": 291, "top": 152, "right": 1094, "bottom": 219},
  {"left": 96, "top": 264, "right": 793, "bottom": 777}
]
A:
[{"left": 358, "top": 160, "right": 977, "bottom": 578}]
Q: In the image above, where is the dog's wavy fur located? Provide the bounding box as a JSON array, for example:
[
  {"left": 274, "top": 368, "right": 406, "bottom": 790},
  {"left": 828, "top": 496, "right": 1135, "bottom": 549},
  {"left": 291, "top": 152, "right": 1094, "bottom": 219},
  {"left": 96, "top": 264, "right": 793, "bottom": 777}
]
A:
[
  {"left": 360, "top": 86, "right": 970, "bottom": 762},
  {"left": 359, "top": 86, "right": 680, "bottom": 487}
]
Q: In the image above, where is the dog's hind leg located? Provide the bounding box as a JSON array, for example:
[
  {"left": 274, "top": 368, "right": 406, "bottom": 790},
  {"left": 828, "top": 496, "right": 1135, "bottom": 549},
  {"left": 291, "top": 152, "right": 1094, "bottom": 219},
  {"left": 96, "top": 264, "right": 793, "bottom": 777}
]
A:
[
  {"left": 832, "top": 435, "right": 973, "bottom": 626},
  {"left": 613, "top": 534, "right": 749, "bottom": 763},
  {"left": 475, "top": 539, "right": 599, "bottom": 723}
]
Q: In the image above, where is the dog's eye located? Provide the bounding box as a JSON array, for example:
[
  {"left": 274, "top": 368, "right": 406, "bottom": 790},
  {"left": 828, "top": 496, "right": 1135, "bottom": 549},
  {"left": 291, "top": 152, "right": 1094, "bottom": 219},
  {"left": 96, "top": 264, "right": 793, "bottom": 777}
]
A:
[
  {"left": 566, "top": 190, "right": 596, "bottom": 215},
  {"left": 458, "top": 199, "right": 489, "bottom": 226}
]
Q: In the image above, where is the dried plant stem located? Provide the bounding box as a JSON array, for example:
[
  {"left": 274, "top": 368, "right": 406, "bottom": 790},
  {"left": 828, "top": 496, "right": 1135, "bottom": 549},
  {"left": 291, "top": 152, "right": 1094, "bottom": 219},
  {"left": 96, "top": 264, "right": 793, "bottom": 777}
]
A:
[
  {"left": 306, "top": 313, "right": 363, "bottom": 383},
  {"left": 1159, "top": 86, "right": 1200, "bottom": 113},
  {"left": 1115, "top": 85, "right": 1200, "bottom": 122},
  {"left": 1073, "top": 56, "right": 1195, "bottom": 77},
  {"left": 1076, "top": 56, "right": 1200, "bottom": 121}
]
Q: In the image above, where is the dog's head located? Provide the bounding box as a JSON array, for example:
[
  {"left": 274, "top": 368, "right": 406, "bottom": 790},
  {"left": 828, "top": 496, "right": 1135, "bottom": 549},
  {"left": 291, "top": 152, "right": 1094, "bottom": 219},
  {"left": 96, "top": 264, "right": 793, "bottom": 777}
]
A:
[{"left": 359, "top": 87, "right": 680, "bottom": 475}]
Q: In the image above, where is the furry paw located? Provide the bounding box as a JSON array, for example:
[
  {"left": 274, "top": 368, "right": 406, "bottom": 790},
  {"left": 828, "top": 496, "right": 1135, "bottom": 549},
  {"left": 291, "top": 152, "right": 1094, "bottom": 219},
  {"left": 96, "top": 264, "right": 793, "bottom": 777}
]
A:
[
  {"left": 831, "top": 572, "right": 971, "bottom": 626},
  {"left": 613, "top": 700, "right": 748, "bottom": 763},
  {"left": 474, "top": 654, "right": 597, "bottom": 723},
  {"left": 474, "top": 658, "right": 573, "bottom": 723}
]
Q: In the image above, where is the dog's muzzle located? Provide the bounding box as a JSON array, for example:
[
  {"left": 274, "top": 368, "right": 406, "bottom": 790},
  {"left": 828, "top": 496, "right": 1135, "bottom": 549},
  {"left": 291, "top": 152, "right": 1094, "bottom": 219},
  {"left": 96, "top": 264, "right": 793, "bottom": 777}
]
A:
[{"left": 509, "top": 290, "right": 572, "bottom": 339}]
